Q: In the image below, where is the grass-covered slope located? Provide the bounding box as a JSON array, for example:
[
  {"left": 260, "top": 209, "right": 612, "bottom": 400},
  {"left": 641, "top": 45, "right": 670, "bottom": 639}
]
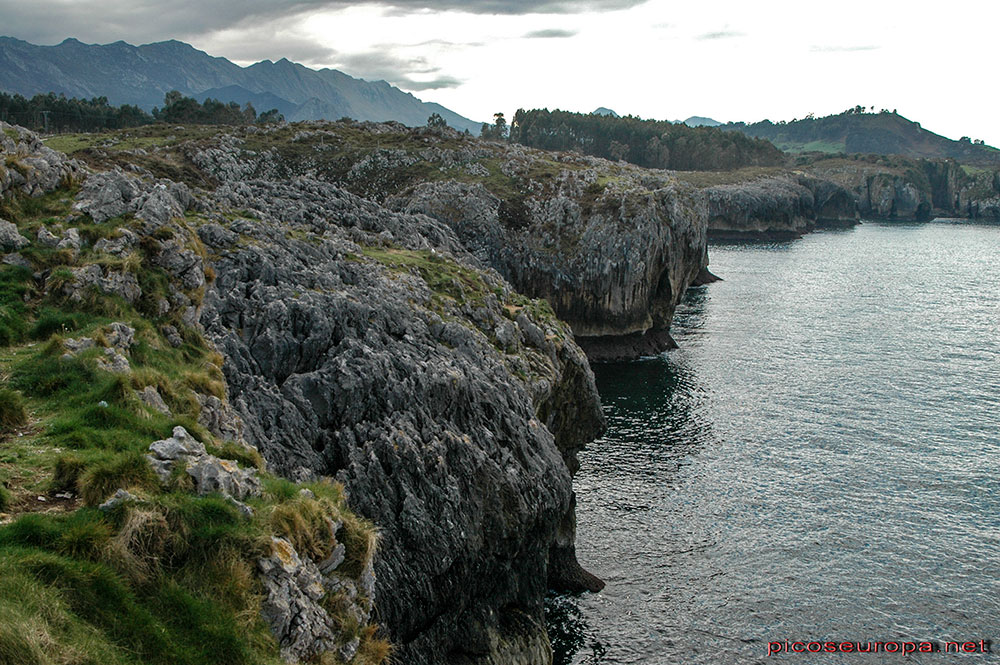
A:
[
  {"left": 725, "top": 109, "right": 1000, "bottom": 166},
  {"left": 0, "top": 126, "right": 389, "bottom": 665}
]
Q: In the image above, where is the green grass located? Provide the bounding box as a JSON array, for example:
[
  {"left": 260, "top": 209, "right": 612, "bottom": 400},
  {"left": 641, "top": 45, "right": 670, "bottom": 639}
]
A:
[
  {"left": 775, "top": 139, "right": 845, "bottom": 154},
  {"left": 0, "top": 389, "right": 28, "bottom": 433},
  {"left": 361, "top": 246, "right": 491, "bottom": 305}
]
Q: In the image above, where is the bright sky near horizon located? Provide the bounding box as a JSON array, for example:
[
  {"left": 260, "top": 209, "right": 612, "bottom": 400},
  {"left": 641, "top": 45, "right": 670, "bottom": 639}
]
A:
[{"left": 1, "top": 0, "right": 997, "bottom": 145}]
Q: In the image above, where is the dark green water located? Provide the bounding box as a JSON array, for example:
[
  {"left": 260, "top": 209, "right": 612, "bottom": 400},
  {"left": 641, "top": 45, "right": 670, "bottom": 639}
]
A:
[{"left": 548, "top": 220, "right": 1000, "bottom": 664}]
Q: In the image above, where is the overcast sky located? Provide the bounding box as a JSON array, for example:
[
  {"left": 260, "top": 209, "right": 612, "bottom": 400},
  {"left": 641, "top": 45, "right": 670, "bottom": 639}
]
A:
[{"left": 2, "top": 0, "right": 997, "bottom": 145}]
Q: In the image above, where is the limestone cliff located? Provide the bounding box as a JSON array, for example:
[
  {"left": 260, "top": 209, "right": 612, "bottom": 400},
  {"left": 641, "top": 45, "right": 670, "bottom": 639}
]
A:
[
  {"left": 28, "top": 121, "right": 629, "bottom": 664},
  {"left": 804, "top": 155, "right": 1000, "bottom": 221},
  {"left": 198, "top": 175, "right": 606, "bottom": 663},
  {"left": 148, "top": 121, "right": 710, "bottom": 361},
  {"left": 701, "top": 173, "right": 858, "bottom": 240}
]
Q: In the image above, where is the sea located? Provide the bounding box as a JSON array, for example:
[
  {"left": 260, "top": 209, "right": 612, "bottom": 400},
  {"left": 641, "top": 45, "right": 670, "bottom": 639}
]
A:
[{"left": 547, "top": 219, "right": 1000, "bottom": 664}]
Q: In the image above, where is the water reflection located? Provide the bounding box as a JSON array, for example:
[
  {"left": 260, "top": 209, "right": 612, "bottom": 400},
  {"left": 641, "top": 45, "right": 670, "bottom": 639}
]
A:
[{"left": 546, "top": 592, "right": 608, "bottom": 665}]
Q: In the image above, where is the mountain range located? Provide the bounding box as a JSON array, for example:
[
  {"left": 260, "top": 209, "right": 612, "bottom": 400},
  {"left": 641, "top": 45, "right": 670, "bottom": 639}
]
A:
[{"left": 0, "top": 36, "right": 480, "bottom": 132}]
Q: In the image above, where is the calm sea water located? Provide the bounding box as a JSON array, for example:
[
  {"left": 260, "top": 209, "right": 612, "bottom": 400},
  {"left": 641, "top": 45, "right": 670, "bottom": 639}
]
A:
[{"left": 548, "top": 220, "right": 1000, "bottom": 664}]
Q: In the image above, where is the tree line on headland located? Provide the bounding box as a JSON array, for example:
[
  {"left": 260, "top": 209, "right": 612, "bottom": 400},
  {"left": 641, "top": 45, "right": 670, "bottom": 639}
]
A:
[{"left": 505, "top": 108, "right": 785, "bottom": 171}]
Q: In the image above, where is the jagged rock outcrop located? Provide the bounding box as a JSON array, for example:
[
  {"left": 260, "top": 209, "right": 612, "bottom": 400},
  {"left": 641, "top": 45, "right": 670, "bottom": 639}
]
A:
[
  {"left": 74, "top": 169, "right": 196, "bottom": 226},
  {"left": 389, "top": 173, "right": 708, "bottom": 361},
  {"left": 0, "top": 121, "right": 83, "bottom": 197},
  {"left": 8, "top": 120, "right": 712, "bottom": 662},
  {"left": 805, "top": 156, "right": 1000, "bottom": 221},
  {"left": 182, "top": 122, "right": 711, "bottom": 361},
  {"left": 197, "top": 174, "right": 606, "bottom": 664},
  {"left": 145, "top": 425, "right": 262, "bottom": 500}
]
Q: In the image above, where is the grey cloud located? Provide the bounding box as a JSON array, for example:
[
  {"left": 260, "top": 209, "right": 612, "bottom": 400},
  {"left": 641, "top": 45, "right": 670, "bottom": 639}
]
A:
[
  {"left": 810, "top": 45, "right": 880, "bottom": 52},
  {"left": 400, "top": 76, "right": 464, "bottom": 90},
  {"left": 696, "top": 30, "right": 745, "bottom": 40},
  {"left": 524, "top": 29, "right": 578, "bottom": 38},
  {"left": 202, "top": 23, "right": 340, "bottom": 65},
  {"left": 337, "top": 50, "right": 441, "bottom": 77},
  {"left": 326, "top": 49, "right": 463, "bottom": 90},
  {"left": 0, "top": 0, "right": 650, "bottom": 45}
]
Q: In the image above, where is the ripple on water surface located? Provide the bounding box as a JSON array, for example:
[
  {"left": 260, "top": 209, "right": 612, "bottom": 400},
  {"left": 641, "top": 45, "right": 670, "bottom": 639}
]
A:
[{"left": 549, "top": 220, "right": 1000, "bottom": 664}]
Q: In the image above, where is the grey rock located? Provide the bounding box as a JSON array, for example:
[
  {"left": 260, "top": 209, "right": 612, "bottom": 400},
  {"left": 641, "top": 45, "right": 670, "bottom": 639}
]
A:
[
  {"left": 63, "top": 265, "right": 141, "bottom": 304},
  {"left": 139, "top": 386, "right": 171, "bottom": 415},
  {"left": 63, "top": 337, "right": 95, "bottom": 353},
  {"left": 198, "top": 222, "right": 238, "bottom": 248},
  {"left": 392, "top": 176, "right": 707, "bottom": 360},
  {"left": 186, "top": 456, "right": 262, "bottom": 500},
  {"left": 148, "top": 426, "right": 207, "bottom": 461},
  {"left": 106, "top": 322, "right": 135, "bottom": 350},
  {"left": 74, "top": 170, "right": 140, "bottom": 222},
  {"left": 338, "top": 638, "right": 360, "bottom": 663},
  {"left": 227, "top": 496, "right": 256, "bottom": 519},
  {"left": 0, "top": 220, "right": 29, "bottom": 251},
  {"left": 198, "top": 175, "right": 605, "bottom": 665},
  {"left": 94, "top": 228, "right": 138, "bottom": 255},
  {"left": 147, "top": 457, "right": 173, "bottom": 484},
  {"left": 161, "top": 324, "right": 183, "bottom": 348},
  {"left": 154, "top": 239, "right": 205, "bottom": 290},
  {"left": 96, "top": 347, "right": 131, "bottom": 374},
  {"left": 197, "top": 394, "right": 243, "bottom": 442},
  {"left": 181, "top": 305, "right": 200, "bottom": 329},
  {"left": 57, "top": 228, "right": 81, "bottom": 250},
  {"left": 1, "top": 122, "right": 83, "bottom": 198},
  {"left": 258, "top": 537, "right": 342, "bottom": 663},
  {"left": 137, "top": 183, "right": 185, "bottom": 227},
  {"left": 36, "top": 226, "right": 60, "bottom": 248},
  {"left": 99, "top": 488, "right": 139, "bottom": 511},
  {"left": 316, "top": 519, "right": 346, "bottom": 574},
  {"left": 2, "top": 253, "right": 31, "bottom": 269}
]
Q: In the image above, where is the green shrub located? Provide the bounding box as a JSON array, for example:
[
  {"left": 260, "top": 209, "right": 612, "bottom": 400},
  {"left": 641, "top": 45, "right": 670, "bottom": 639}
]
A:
[
  {"left": 211, "top": 441, "right": 264, "bottom": 471},
  {"left": 30, "top": 309, "right": 89, "bottom": 340},
  {"left": 79, "top": 453, "right": 158, "bottom": 506},
  {"left": 262, "top": 476, "right": 298, "bottom": 502},
  {"left": 12, "top": 354, "right": 97, "bottom": 398},
  {"left": 58, "top": 515, "right": 113, "bottom": 560},
  {"left": 0, "top": 389, "right": 28, "bottom": 432},
  {"left": 52, "top": 453, "right": 89, "bottom": 493},
  {"left": 0, "top": 485, "right": 10, "bottom": 512}
]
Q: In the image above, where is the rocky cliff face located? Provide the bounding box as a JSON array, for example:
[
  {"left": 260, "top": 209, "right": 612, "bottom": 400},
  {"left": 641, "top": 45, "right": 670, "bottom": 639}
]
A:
[
  {"left": 805, "top": 156, "right": 1000, "bottom": 221},
  {"left": 31, "top": 121, "right": 624, "bottom": 663},
  {"left": 702, "top": 173, "right": 858, "bottom": 239},
  {"left": 387, "top": 173, "right": 708, "bottom": 361},
  {"left": 195, "top": 174, "right": 606, "bottom": 663},
  {"left": 155, "top": 121, "right": 710, "bottom": 361}
]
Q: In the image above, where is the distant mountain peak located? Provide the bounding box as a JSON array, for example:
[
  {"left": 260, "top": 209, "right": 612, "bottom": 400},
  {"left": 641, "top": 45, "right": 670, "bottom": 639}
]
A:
[
  {"left": 592, "top": 107, "right": 619, "bottom": 117},
  {"left": 682, "top": 116, "right": 722, "bottom": 127}
]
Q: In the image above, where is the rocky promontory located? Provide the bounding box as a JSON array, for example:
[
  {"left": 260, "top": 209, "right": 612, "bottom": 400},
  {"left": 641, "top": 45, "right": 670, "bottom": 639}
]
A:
[
  {"left": 156, "top": 121, "right": 710, "bottom": 361},
  {"left": 700, "top": 173, "right": 858, "bottom": 240},
  {"left": 804, "top": 154, "right": 1000, "bottom": 221},
  {"left": 5, "top": 119, "right": 715, "bottom": 665}
]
